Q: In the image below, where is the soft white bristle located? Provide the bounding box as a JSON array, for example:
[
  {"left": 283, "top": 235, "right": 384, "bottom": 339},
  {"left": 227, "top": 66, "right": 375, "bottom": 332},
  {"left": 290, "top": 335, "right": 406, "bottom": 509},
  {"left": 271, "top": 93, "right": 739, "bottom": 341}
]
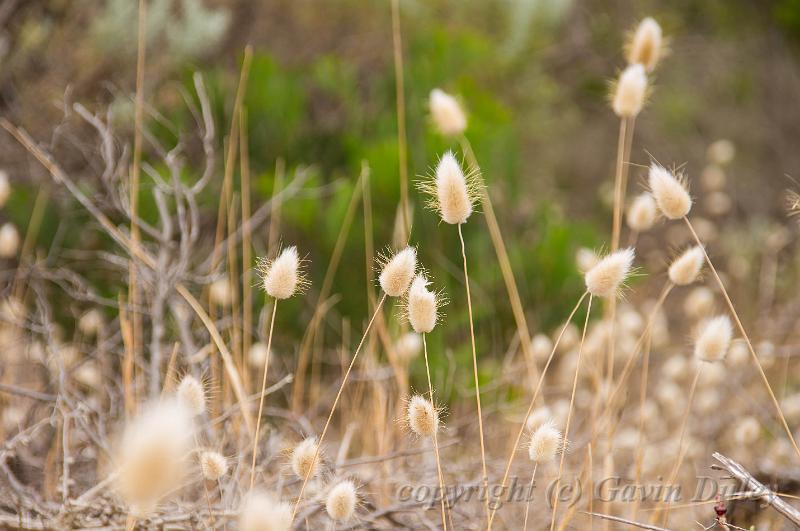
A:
[
  {"left": 612, "top": 64, "right": 647, "bottom": 118},
  {"left": 200, "top": 451, "right": 228, "bottom": 481},
  {"left": 626, "top": 193, "right": 657, "bottom": 232},
  {"left": 648, "top": 164, "right": 692, "bottom": 219},
  {"left": 694, "top": 315, "right": 733, "bottom": 362},
  {"left": 575, "top": 247, "right": 599, "bottom": 273},
  {"left": 626, "top": 17, "right": 663, "bottom": 72},
  {"left": 261, "top": 246, "right": 302, "bottom": 300},
  {"left": 177, "top": 375, "right": 206, "bottom": 416},
  {"left": 239, "top": 490, "right": 292, "bottom": 531},
  {"left": 326, "top": 479, "right": 358, "bottom": 522},
  {"left": 290, "top": 437, "right": 319, "bottom": 480},
  {"left": 584, "top": 248, "right": 635, "bottom": 298},
  {"left": 429, "top": 88, "right": 467, "bottom": 136},
  {"left": 435, "top": 152, "right": 473, "bottom": 224},
  {"left": 407, "top": 275, "right": 438, "bottom": 334},
  {"left": 407, "top": 394, "right": 439, "bottom": 437},
  {"left": 684, "top": 286, "right": 714, "bottom": 319},
  {"left": 379, "top": 246, "right": 417, "bottom": 297},
  {"left": 115, "top": 399, "right": 194, "bottom": 515},
  {"left": 668, "top": 246, "right": 705, "bottom": 286},
  {"left": 528, "top": 420, "right": 563, "bottom": 463}
]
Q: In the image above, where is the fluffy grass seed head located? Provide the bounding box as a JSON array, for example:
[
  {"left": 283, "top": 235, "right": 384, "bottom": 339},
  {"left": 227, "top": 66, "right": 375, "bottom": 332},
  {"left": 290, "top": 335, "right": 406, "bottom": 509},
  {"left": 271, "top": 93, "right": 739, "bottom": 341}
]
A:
[
  {"left": 576, "top": 247, "right": 599, "bottom": 273},
  {"left": 734, "top": 416, "right": 760, "bottom": 445},
  {"left": 419, "top": 151, "right": 482, "bottom": 225},
  {"left": 177, "top": 374, "right": 206, "bottom": 416},
  {"left": 200, "top": 450, "right": 228, "bottom": 481},
  {"left": 707, "top": 139, "right": 735, "bottom": 167},
  {"left": 209, "top": 278, "right": 233, "bottom": 307},
  {"left": 584, "top": 248, "right": 635, "bottom": 298},
  {"left": 326, "top": 479, "right": 358, "bottom": 522},
  {"left": 406, "top": 274, "right": 441, "bottom": 334},
  {"left": 669, "top": 245, "right": 705, "bottom": 286},
  {"left": 627, "top": 193, "right": 657, "bottom": 232},
  {"left": 290, "top": 437, "right": 320, "bottom": 480},
  {"left": 0, "top": 223, "right": 20, "bottom": 258},
  {"left": 626, "top": 17, "right": 664, "bottom": 72},
  {"left": 694, "top": 315, "right": 733, "bottom": 362},
  {"left": 407, "top": 394, "right": 439, "bottom": 438},
  {"left": 528, "top": 420, "right": 564, "bottom": 463},
  {"left": 530, "top": 333, "right": 553, "bottom": 362},
  {"left": 612, "top": 64, "right": 647, "bottom": 118},
  {"left": 429, "top": 88, "right": 467, "bottom": 136},
  {"left": 258, "top": 246, "right": 307, "bottom": 300},
  {"left": 648, "top": 163, "right": 692, "bottom": 219},
  {"left": 248, "top": 341, "right": 270, "bottom": 368},
  {"left": 239, "top": 490, "right": 292, "bottom": 531},
  {"left": 394, "top": 332, "right": 422, "bottom": 363},
  {"left": 114, "top": 399, "right": 194, "bottom": 515},
  {"left": 378, "top": 246, "right": 417, "bottom": 297}
]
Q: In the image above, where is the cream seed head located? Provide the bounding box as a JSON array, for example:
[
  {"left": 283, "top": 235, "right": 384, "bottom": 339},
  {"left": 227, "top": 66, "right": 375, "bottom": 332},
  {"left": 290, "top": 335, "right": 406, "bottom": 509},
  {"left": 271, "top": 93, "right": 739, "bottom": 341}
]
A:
[
  {"left": 239, "top": 490, "right": 292, "bottom": 531},
  {"left": 626, "top": 17, "right": 663, "bottom": 72},
  {"left": 407, "top": 394, "right": 439, "bottom": 437},
  {"left": 114, "top": 399, "right": 194, "bottom": 515},
  {"left": 525, "top": 405, "right": 553, "bottom": 432},
  {"left": 734, "top": 416, "right": 760, "bottom": 445},
  {"left": 326, "top": 480, "right": 358, "bottom": 522},
  {"left": 248, "top": 342, "right": 270, "bottom": 368},
  {"left": 290, "top": 437, "right": 320, "bottom": 480},
  {"left": 694, "top": 315, "right": 733, "bottom": 362},
  {"left": 668, "top": 246, "right": 705, "bottom": 286},
  {"left": 407, "top": 275, "right": 438, "bottom": 334},
  {"left": 612, "top": 64, "right": 647, "bottom": 118},
  {"left": 394, "top": 332, "right": 423, "bottom": 363},
  {"left": 379, "top": 246, "right": 417, "bottom": 297},
  {"left": 177, "top": 375, "right": 206, "bottom": 416},
  {"left": 627, "top": 193, "right": 657, "bottom": 232},
  {"left": 200, "top": 451, "right": 228, "bottom": 481},
  {"left": 648, "top": 163, "right": 692, "bottom": 219},
  {"left": 259, "top": 246, "right": 305, "bottom": 300},
  {"left": 209, "top": 278, "right": 233, "bottom": 307},
  {"left": 528, "top": 420, "right": 564, "bottom": 463},
  {"left": 684, "top": 286, "right": 715, "bottom": 319},
  {"left": 530, "top": 333, "right": 553, "bottom": 362},
  {"left": 0, "top": 223, "right": 20, "bottom": 258},
  {"left": 584, "top": 248, "right": 635, "bottom": 298},
  {"left": 707, "top": 139, "right": 735, "bottom": 167},
  {"left": 428, "top": 151, "right": 477, "bottom": 225},
  {"left": 429, "top": 88, "right": 467, "bottom": 136}
]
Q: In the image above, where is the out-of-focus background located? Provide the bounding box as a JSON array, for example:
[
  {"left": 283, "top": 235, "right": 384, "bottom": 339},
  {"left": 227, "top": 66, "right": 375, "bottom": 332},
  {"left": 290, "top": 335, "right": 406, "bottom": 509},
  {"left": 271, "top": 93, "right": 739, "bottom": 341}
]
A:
[{"left": 2, "top": 0, "right": 800, "bottom": 395}]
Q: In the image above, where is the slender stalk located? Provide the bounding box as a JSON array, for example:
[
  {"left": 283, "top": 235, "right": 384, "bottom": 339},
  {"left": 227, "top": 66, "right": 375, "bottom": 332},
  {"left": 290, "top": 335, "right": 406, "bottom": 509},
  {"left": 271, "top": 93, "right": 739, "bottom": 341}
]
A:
[
  {"left": 132, "top": 0, "right": 146, "bottom": 396},
  {"left": 487, "top": 292, "right": 588, "bottom": 528},
  {"left": 249, "top": 300, "right": 278, "bottom": 490},
  {"left": 683, "top": 216, "right": 800, "bottom": 460},
  {"left": 423, "top": 334, "right": 449, "bottom": 531},
  {"left": 522, "top": 463, "right": 539, "bottom": 531},
  {"left": 291, "top": 294, "right": 387, "bottom": 522},
  {"left": 654, "top": 365, "right": 702, "bottom": 527},
  {"left": 457, "top": 223, "right": 489, "bottom": 524},
  {"left": 549, "top": 295, "right": 594, "bottom": 531},
  {"left": 391, "top": 0, "right": 410, "bottom": 241},
  {"left": 240, "top": 110, "right": 253, "bottom": 389},
  {"left": 460, "top": 136, "right": 539, "bottom": 384},
  {"left": 631, "top": 323, "right": 654, "bottom": 520}
]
